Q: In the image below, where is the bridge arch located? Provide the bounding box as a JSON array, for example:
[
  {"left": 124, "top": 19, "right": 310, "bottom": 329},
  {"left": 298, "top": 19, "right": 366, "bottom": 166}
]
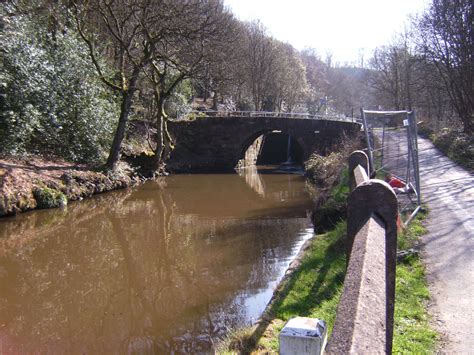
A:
[
  {"left": 238, "top": 129, "right": 307, "bottom": 167},
  {"left": 167, "top": 115, "right": 360, "bottom": 172}
]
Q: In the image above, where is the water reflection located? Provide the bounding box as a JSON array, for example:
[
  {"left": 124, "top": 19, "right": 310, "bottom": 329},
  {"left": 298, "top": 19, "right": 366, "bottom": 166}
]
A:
[
  {"left": 238, "top": 166, "right": 266, "bottom": 196},
  {"left": 0, "top": 169, "right": 313, "bottom": 353}
]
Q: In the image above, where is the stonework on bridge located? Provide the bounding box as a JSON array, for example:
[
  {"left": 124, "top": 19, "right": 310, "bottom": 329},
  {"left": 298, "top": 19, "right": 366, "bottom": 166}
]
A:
[{"left": 166, "top": 115, "right": 360, "bottom": 172}]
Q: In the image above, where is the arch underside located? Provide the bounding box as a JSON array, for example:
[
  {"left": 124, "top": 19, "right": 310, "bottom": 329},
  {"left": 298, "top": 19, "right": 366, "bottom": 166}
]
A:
[{"left": 237, "top": 129, "right": 309, "bottom": 167}]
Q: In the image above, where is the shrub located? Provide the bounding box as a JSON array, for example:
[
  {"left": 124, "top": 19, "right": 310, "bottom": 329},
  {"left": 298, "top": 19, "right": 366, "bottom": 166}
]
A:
[
  {"left": 0, "top": 6, "right": 118, "bottom": 163},
  {"left": 304, "top": 132, "right": 364, "bottom": 188},
  {"left": 305, "top": 151, "right": 344, "bottom": 186},
  {"left": 431, "top": 129, "right": 473, "bottom": 171}
]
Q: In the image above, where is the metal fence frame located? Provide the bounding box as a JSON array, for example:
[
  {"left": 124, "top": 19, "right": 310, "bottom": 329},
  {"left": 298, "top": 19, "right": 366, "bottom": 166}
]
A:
[{"left": 361, "top": 108, "right": 422, "bottom": 225}]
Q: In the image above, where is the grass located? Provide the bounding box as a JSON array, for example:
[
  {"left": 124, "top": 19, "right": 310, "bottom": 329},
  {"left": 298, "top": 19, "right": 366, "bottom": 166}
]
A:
[
  {"left": 312, "top": 168, "right": 349, "bottom": 233},
  {"left": 393, "top": 209, "right": 438, "bottom": 354},
  {"left": 328, "top": 168, "right": 350, "bottom": 205},
  {"left": 216, "top": 222, "right": 347, "bottom": 354},
  {"left": 271, "top": 222, "right": 346, "bottom": 326},
  {"left": 217, "top": 192, "right": 437, "bottom": 354}
]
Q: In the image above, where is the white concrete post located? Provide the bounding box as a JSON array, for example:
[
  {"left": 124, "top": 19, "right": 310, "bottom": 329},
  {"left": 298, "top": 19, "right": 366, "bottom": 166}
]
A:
[{"left": 279, "top": 317, "right": 327, "bottom": 355}]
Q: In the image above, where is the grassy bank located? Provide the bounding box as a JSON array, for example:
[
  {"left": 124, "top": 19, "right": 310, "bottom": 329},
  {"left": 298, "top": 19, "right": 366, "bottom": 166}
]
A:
[
  {"left": 218, "top": 176, "right": 437, "bottom": 354},
  {"left": 393, "top": 209, "right": 438, "bottom": 353}
]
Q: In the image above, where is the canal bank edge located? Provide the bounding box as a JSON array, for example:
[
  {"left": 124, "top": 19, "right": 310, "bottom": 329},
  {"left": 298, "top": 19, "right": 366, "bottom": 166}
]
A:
[
  {"left": 217, "top": 171, "right": 437, "bottom": 354},
  {"left": 216, "top": 146, "right": 353, "bottom": 353},
  {"left": 0, "top": 157, "right": 141, "bottom": 217},
  {"left": 216, "top": 161, "right": 350, "bottom": 353}
]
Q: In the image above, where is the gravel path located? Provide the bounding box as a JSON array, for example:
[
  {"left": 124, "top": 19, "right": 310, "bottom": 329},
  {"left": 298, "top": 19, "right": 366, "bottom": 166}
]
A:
[
  {"left": 417, "top": 137, "right": 474, "bottom": 353},
  {"left": 375, "top": 130, "right": 473, "bottom": 353}
]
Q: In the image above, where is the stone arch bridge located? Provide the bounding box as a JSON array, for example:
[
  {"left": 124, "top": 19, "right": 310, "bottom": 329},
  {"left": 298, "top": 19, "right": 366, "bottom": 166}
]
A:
[{"left": 167, "top": 113, "right": 361, "bottom": 172}]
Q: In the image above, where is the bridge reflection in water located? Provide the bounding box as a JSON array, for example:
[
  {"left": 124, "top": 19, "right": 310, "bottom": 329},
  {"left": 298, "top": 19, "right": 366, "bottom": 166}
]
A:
[{"left": 0, "top": 168, "right": 313, "bottom": 353}]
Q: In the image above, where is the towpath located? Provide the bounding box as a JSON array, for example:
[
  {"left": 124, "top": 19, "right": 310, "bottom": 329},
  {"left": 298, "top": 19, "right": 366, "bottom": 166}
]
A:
[
  {"left": 416, "top": 137, "right": 474, "bottom": 353},
  {"left": 380, "top": 129, "right": 473, "bottom": 352}
]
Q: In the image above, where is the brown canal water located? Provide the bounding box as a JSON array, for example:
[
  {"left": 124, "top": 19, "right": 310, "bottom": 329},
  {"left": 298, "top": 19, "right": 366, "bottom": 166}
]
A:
[{"left": 0, "top": 167, "right": 314, "bottom": 354}]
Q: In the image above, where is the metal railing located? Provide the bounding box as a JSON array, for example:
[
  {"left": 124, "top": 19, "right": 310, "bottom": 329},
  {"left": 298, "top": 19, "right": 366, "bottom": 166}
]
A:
[
  {"left": 183, "top": 110, "right": 358, "bottom": 123},
  {"left": 326, "top": 150, "right": 398, "bottom": 354}
]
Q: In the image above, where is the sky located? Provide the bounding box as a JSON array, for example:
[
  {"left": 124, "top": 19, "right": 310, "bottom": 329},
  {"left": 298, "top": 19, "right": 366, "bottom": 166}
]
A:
[{"left": 224, "top": 0, "right": 429, "bottom": 65}]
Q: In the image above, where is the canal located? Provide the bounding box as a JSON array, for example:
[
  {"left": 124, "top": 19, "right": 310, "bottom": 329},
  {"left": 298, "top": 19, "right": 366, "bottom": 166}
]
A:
[{"left": 0, "top": 167, "right": 314, "bottom": 353}]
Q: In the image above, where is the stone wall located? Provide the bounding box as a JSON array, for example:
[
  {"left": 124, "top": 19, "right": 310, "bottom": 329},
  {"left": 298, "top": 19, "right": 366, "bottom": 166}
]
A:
[{"left": 166, "top": 116, "right": 360, "bottom": 172}]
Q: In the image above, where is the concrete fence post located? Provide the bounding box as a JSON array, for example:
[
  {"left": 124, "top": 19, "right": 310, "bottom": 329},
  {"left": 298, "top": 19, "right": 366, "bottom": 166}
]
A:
[
  {"left": 348, "top": 150, "right": 369, "bottom": 191},
  {"left": 281, "top": 151, "right": 398, "bottom": 355},
  {"left": 326, "top": 179, "right": 398, "bottom": 354}
]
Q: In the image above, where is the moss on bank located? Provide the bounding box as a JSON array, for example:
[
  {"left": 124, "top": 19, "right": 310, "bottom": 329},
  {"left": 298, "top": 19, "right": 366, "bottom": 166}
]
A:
[
  {"left": 0, "top": 156, "right": 139, "bottom": 217},
  {"left": 33, "top": 186, "right": 67, "bottom": 209}
]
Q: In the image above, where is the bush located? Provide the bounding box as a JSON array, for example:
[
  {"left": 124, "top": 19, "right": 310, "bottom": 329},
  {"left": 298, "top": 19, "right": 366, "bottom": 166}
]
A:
[
  {"left": 305, "top": 151, "right": 344, "bottom": 186},
  {"left": 0, "top": 6, "right": 118, "bottom": 163},
  {"left": 430, "top": 129, "right": 474, "bottom": 171},
  {"left": 304, "top": 132, "right": 364, "bottom": 187}
]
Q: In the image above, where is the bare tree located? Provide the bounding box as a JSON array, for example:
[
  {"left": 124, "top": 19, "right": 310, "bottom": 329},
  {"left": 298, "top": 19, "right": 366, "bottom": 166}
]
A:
[
  {"left": 142, "top": 1, "right": 236, "bottom": 170},
  {"left": 416, "top": 0, "right": 473, "bottom": 133},
  {"left": 73, "top": 0, "right": 153, "bottom": 170},
  {"left": 196, "top": 17, "right": 245, "bottom": 111},
  {"left": 73, "top": 0, "right": 234, "bottom": 171},
  {"left": 301, "top": 49, "right": 330, "bottom": 114},
  {"left": 271, "top": 43, "right": 308, "bottom": 112},
  {"left": 415, "top": 59, "right": 457, "bottom": 128},
  {"left": 243, "top": 21, "right": 278, "bottom": 111},
  {"left": 368, "top": 39, "right": 417, "bottom": 111}
]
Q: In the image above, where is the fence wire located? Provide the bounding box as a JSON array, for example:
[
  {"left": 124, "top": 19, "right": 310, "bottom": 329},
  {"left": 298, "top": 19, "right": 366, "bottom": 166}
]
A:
[{"left": 361, "top": 109, "right": 422, "bottom": 226}]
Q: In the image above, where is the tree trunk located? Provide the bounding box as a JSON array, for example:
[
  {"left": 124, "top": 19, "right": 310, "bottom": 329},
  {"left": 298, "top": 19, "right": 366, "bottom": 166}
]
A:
[
  {"left": 460, "top": 112, "right": 474, "bottom": 134},
  {"left": 152, "top": 98, "right": 173, "bottom": 172},
  {"left": 105, "top": 91, "right": 133, "bottom": 170},
  {"left": 105, "top": 68, "right": 141, "bottom": 171},
  {"left": 155, "top": 112, "right": 165, "bottom": 168},
  {"left": 212, "top": 91, "right": 218, "bottom": 110}
]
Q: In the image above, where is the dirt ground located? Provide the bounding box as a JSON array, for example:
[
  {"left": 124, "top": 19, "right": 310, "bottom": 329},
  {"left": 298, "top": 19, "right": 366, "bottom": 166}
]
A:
[{"left": 0, "top": 156, "right": 135, "bottom": 216}]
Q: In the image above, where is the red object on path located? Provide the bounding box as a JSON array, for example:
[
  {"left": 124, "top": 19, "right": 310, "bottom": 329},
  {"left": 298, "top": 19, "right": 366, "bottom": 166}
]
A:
[{"left": 388, "top": 176, "right": 405, "bottom": 188}]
